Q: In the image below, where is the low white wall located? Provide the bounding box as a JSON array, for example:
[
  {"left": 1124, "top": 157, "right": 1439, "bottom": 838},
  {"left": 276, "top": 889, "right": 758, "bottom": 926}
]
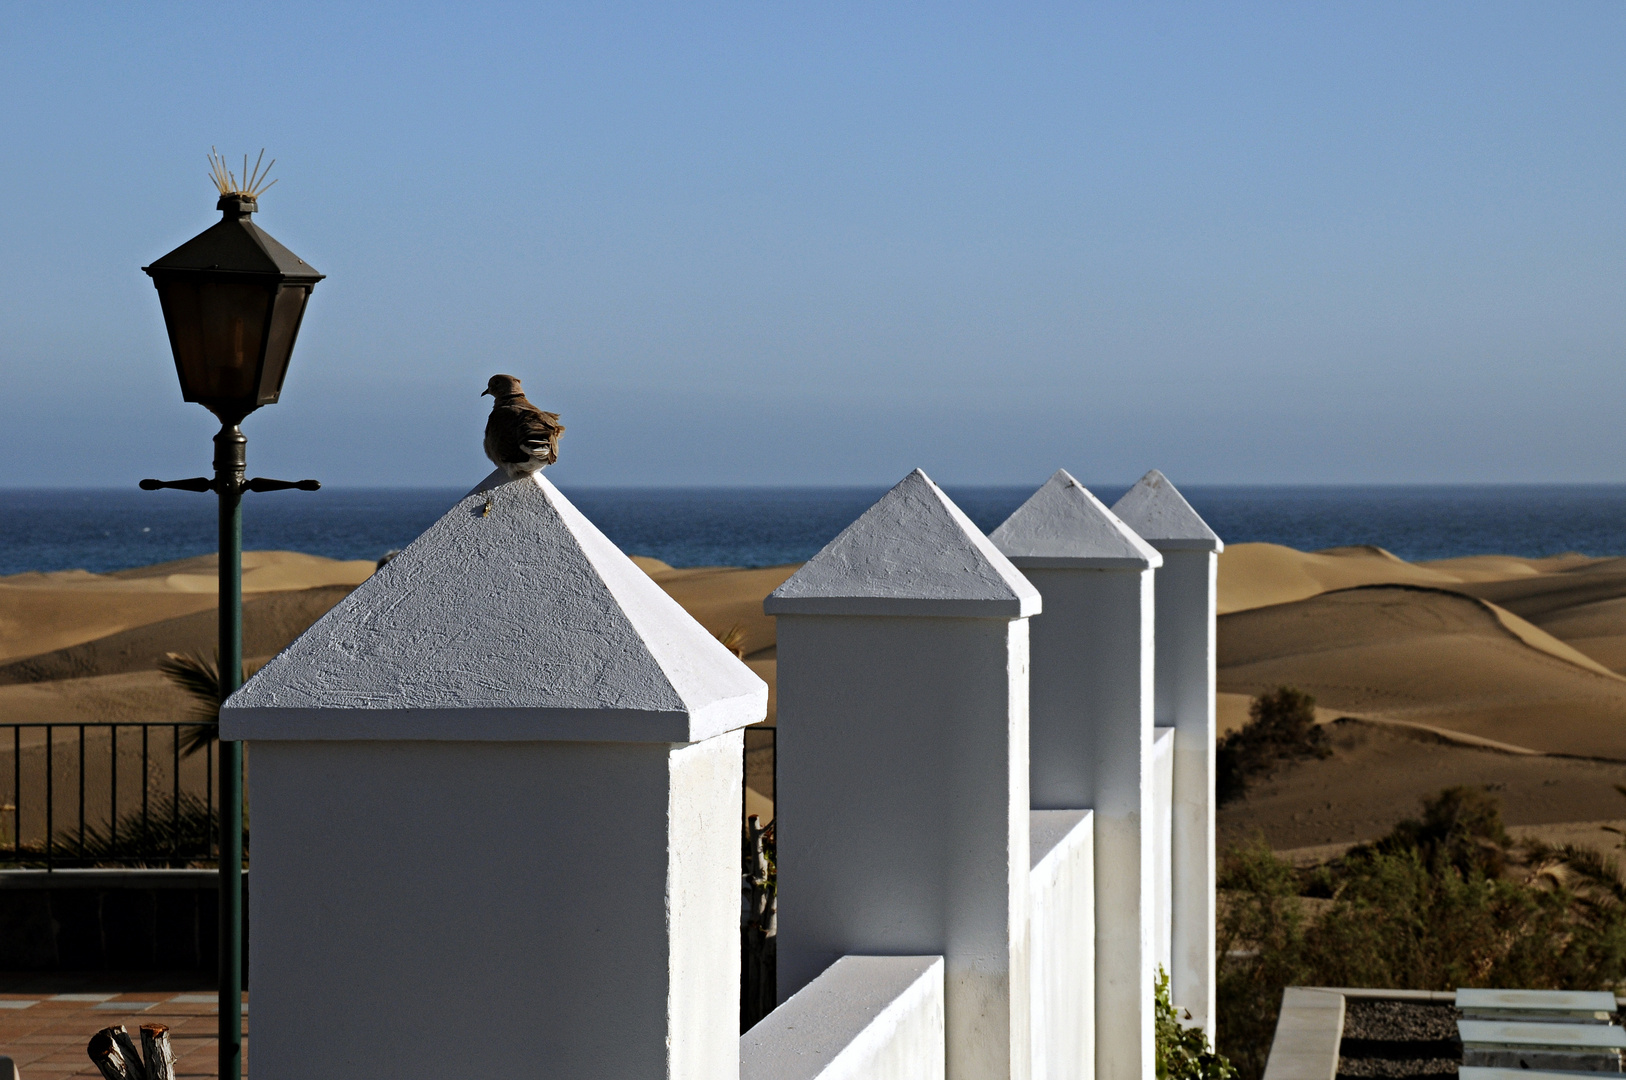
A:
[
  {"left": 1152, "top": 726, "right": 1174, "bottom": 978},
  {"left": 1029, "top": 810, "right": 1094, "bottom": 1080},
  {"left": 1263, "top": 988, "right": 1345, "bottom": 1080},
  {"left": 742, "top": 955, "right": 946, "bottom": 1080}
]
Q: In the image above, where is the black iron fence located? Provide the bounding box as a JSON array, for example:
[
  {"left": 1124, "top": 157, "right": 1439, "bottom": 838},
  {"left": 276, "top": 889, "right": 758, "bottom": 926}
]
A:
[{"left": 1, "top": 722, "right": 220, "bottom": 869}]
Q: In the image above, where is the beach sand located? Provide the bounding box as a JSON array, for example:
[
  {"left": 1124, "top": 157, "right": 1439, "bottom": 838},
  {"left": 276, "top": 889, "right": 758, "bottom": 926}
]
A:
[{"left": 10, "top": 540, "right": 1626, "bottom": 853}]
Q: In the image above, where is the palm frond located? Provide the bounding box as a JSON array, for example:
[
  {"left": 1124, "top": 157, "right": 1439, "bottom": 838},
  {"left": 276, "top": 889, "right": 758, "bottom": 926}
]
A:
[
  {"left": 715, "top": 624, "right": 748, "bottom": 659},
  {"left": 157, "top": 652, "right": 261, "bottom": 757}
]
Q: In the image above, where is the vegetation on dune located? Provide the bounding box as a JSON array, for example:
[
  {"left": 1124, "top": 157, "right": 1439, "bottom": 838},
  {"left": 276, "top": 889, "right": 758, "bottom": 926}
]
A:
[
  {"left": 1216, "top": 685, "right": 1330, "bottom": 805},
  {"left": 1217, "top": 784, "right": 1626, "bottom": 1080}
]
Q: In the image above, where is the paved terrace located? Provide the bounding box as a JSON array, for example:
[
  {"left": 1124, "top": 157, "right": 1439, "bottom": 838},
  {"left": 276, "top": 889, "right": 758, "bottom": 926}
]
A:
[{"left": 0, "top": 977, "right": 245, "bottom": 1079}]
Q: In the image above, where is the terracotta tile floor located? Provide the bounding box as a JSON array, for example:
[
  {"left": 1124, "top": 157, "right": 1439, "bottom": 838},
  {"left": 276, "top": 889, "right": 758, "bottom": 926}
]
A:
[{"left": 0, "top": 976, "right": 246, "bottom": 1080}]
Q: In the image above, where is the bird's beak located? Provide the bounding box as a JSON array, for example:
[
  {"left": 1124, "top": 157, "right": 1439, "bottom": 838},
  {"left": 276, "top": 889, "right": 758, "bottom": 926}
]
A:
[{"left": 480, "top": 388, "right": 492, "bottom": 397}]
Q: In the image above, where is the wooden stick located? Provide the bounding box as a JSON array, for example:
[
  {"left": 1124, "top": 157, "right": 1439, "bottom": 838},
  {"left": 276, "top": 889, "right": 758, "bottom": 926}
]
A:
[
  {"left": 110, "top": 1026, "right": 147, "bottom": 1080},
  {"left": 87, "top": 1028, "right": 135, "bottom": 1080},
  {"left": 140, "top": 1024, "right": 176, "bottom": 1080}
]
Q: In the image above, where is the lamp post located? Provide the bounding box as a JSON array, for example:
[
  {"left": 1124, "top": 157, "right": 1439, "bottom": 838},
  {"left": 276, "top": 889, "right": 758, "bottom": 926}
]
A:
[{"left": 140, "top": 166, "right": 324, "bottom": 1080}]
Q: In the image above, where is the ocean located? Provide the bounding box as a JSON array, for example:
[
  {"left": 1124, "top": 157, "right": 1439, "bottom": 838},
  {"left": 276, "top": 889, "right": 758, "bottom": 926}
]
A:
[{"left": 4, "top": 484, "right": 1626, "bottom": 577}]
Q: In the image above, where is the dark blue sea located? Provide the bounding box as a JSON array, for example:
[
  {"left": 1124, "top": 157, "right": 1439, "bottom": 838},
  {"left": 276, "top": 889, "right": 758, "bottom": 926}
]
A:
[{"left": 5, "top": 485, "right": 1626, "bottom": 577}]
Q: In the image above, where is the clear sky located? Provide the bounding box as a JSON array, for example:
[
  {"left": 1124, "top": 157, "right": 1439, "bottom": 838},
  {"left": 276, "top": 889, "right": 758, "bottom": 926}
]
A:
[{"left": 2, "top": 3, "right": 1623, "bottom": 488}]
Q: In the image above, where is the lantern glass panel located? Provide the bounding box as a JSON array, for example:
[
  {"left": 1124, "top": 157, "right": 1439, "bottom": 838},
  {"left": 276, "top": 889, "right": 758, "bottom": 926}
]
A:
[
  {"left": 256, "top": 284, "right": 314, "bottom": 405},
  {"left": 154, "top": 277, "right": 278, "bottom": 404}
]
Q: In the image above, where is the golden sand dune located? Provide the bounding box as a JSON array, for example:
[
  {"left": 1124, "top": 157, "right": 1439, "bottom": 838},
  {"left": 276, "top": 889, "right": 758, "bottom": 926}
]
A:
[
  {"left": 1216, "top": 542, "right": 1622, "bottom": 615},
  {"left": 1452, "top": 558, "right": 1626, "bottom": 674},
  {"left": 1218, "top": 718, "right": 1626, "bottom": 851},
  {"left": 1418, "top": 552, "right": 1599, "bottom": 581},
  {"left": 0, "top": 552, "right": 373, "bottom": 664},
  {"left": 0, "top": 586, "right": 352, "bottom": 685},
  {"left": 1217, "top": 543, "right": 1461, "bottom": 613},
  {"left": 1218, "top": 584, "right": 1626, "bottom": 758},
  {"left": 631, "top": 556, "right": 796, "bottom": 661},
  {"left": 0, "top": 667, "right": 202, "bottom": 727}
]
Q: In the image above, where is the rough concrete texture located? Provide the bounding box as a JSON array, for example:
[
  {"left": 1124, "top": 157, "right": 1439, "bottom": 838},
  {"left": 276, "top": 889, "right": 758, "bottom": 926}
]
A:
[
  {"left": 741, "top": 955, "right": 946, "bottom": 1080},
  {"left": 1110, "top": 470, "right": 1223, "bottom": 553},
  {"left": 222, "top": 469, "right": 766, "bottom": 743},
  {"left": 248, "top": 732, "right": 743, "bottom": 1080},
  {"left": 766, "top": 469, "right": 1040, "bottom": 618},
  {"left": 991, "top": 470, "right": 1161, "bottom": 569},
  {"left": 1029, "top": 810, "right": 1093, "bottom": 1080}
]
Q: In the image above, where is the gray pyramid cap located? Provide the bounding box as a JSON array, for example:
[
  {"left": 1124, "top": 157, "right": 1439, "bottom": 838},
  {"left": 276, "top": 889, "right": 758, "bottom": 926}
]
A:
[
  {"left": 764, "top": 469, "right": 1040, "bottom": 618},
  {"left": 991, "top": 469, "right": 1163, "bottom": 569},
  {"left": 220, "top": 469, "right": 767, "bottom": 743},
  {"left": 1109, "top": 469, "right": 1223, "bottom": 552}
]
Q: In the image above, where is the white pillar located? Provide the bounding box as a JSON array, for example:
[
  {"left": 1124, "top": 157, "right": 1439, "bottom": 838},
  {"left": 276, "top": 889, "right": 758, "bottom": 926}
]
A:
[
  {"left": 767, "top": 469, "right": 1042, "bottom": 1080},
  {"left": 991, "top": 469, "right": 1160, "bottom": 1080},
  {"left": 1111, "top": 470, "right": 1222, "bottom": 1037},
  {"left": 221, "top": 470, "right": 768, "bottom": 1080}
]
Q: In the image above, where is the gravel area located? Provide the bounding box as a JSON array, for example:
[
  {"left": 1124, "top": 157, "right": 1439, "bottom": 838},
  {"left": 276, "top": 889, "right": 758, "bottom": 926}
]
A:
[{"left": 1339, "top": 1001, "right": 1462, "bottom": 1080}]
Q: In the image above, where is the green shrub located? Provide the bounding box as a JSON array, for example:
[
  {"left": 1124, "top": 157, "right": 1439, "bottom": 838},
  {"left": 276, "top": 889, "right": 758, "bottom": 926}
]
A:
[
  {"left": 1217, "top": 686, "right": 1330, "bottom": 805},
  {"left": 1157, "top": 966, "right": 1236, "bottom": 1080},
  {"left": 1217, "top": 786, "right": 1626, "bottom": 1080}
]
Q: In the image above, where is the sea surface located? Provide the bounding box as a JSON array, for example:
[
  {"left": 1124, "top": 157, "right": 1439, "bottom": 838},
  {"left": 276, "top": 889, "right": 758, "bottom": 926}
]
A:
[{"left": 5, "top": 485, "right": 1626, "bottom": 577}]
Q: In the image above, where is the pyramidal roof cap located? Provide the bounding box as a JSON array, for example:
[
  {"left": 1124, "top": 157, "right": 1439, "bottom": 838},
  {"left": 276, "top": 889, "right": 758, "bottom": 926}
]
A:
[
  {"left": 1109, "top": 470, "right": 1223, "bottom": 552},
  {"left": 144, "top": 215, "right": 322, "bottom": 280},
  {"left": 220, "top": 469, "right": 766, "bottom": 743},
  {"left": 764, "top": 469, "right": 1041, "bottom": 618},
  {"left": 990, "top": 469, "right": 1163, "bottom": 569}
]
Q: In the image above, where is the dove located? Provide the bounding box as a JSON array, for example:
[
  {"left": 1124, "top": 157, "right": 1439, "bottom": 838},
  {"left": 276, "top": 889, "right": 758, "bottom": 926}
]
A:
[{"left": 481, "top": 374, "right": 565, "bottom": 478}]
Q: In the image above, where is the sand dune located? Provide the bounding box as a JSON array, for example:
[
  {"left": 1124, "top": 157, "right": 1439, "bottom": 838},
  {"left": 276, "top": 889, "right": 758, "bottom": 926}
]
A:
[
  {"left": 631, "top": 557, "right": 796, "bottom": 661},
  {"left": 1217, "top": 543, "right": 1461, "bottom": 613},
  {"left": 0, "top": 586, "right": 352, "bottom": 685},
  {"left": 1450, "top": 558, "right": 1626, "bottom": 674},
  {"left": 0, "top": 552, "right": 372, "bottom": 663},
  {"left": 1218, "top": 584, "right": 1626, "bottom": 758},
  {"left": 1218, "top": 718, "right": 1626, "bottom": 851},
  {"left": 12, "top": 538, "right": 1626, "bottom": 852}
]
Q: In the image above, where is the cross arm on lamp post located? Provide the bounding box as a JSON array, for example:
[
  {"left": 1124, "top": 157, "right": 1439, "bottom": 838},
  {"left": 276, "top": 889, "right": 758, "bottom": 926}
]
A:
[{"left": 139, "top": 476, "right": 321, "bottom": 493}]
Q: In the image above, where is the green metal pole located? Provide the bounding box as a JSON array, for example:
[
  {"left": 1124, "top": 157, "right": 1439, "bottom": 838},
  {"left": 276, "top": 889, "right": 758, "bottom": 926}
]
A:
[{"left": 215, "top": 422, "right": 246, "bottom": 1080}]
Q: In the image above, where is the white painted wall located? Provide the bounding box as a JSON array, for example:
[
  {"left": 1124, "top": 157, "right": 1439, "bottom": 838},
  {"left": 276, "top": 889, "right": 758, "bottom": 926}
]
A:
[
  {"left": 1016, "top": 567, "right": 1155, "bottom": 1080},
  {"left": 1029, "top": 810, "right": 1094, "bottom": 1080},
  {"left": 1151, "top": 726, "right": 1175, "bottom": 979},
  {"left": 247, "top": 733, "right": 742, "bottom": 1080},
  {"left": 1112, "top": 472, "right": 1221, "bottom": 1036},
  {"left": 1156, "top": 550, "right": 1218, "bottom": 1033},
  {"left": 992, "top": 472, "right": 1159, "bottom": 1080},
  {"left": 775, "top": 614, "right": 1033, "bottom": 1080},
  {"left": 742, "top": 955, "right": 947, "bottom": 1080},
  {"left": 1262, "top": 989, "right": 1345, "bottom": 1080}
]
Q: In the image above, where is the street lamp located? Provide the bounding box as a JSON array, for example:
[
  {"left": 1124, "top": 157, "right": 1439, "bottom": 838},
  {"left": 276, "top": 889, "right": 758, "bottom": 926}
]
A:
[{"left": 139, "top": 155, "right": 324, "bottom": 1080}]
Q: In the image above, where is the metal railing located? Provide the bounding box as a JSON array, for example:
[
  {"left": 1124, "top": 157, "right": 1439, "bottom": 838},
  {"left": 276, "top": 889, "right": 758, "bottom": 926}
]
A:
[{"left": 1, "top": 722, "right": 220, "bottom": 870}]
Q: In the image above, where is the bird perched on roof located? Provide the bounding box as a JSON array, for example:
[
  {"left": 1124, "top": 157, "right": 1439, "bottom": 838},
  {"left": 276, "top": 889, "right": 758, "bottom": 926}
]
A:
[{"left": 482, "top": 374, "right": 565, "bottom": 479}]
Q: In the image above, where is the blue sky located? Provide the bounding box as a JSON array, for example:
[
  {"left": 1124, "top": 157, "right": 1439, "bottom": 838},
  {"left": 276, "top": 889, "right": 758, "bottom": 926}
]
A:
[{"left": 2, "top": 3, "right": 1623, "bottom": 487}]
